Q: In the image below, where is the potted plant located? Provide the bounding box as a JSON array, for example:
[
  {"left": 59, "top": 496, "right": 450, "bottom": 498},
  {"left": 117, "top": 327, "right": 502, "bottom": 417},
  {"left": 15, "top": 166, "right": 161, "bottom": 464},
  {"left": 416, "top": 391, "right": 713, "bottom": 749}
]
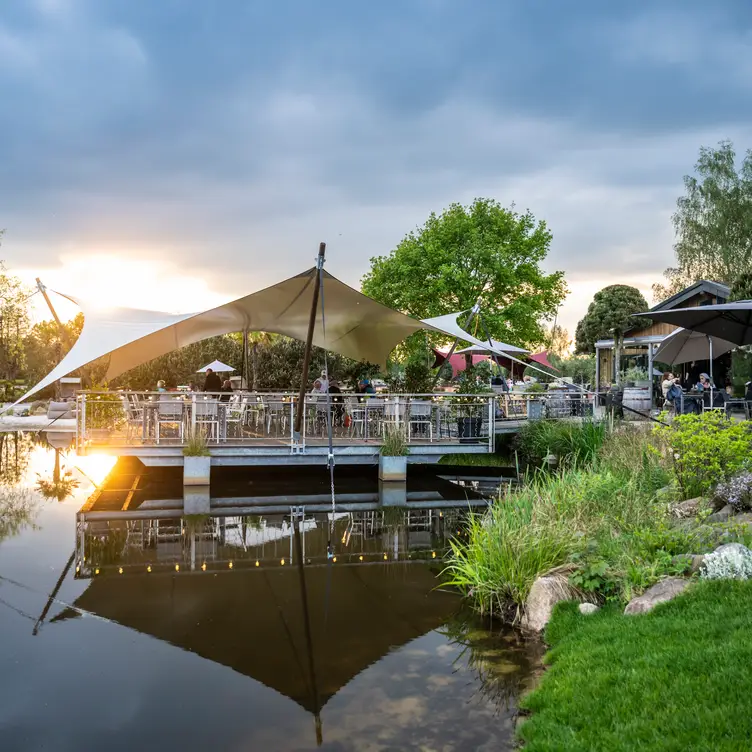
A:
[
  {"left": 379, "top": 426, "right": 409, "bottom": 481},
  {"left": 183, "top": 429, "right": 210, "bottom": 486},
  {"left": 454, "top": 362, "right": 492, "bottom": 443}
]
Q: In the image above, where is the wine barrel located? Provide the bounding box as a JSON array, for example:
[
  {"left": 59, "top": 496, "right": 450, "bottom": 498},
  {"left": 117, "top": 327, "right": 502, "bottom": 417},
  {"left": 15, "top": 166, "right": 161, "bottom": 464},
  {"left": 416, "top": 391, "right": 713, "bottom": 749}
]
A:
[{"left": 622, "top": 387, "right": 651, "bottom": 420}]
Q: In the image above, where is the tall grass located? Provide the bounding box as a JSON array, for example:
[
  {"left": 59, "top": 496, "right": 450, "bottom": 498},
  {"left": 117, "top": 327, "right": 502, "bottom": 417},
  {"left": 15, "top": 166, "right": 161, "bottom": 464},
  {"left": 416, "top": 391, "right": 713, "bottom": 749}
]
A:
[
  {"left": 380, "top": 426, "right": 409, "bottom": 456},
  {"left": 515, "top": 419, "right": 607, "bottom": 469},
  {"left": 445, "top": 427, "right": 674, "bottom": 618}
]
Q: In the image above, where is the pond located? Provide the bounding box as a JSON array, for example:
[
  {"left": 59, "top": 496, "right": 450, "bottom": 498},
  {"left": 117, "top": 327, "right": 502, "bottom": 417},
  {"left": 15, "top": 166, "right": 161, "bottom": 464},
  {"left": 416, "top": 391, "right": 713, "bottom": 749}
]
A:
[{"left": 0, "top": 433, "right": 541, "bottom": 751}]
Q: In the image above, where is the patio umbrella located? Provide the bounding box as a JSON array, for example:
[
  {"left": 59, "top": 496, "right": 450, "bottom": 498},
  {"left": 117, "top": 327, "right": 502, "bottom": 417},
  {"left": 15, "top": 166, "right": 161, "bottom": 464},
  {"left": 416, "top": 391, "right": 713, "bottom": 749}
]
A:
[
  {"left": 634, "top": 302, "right": 752, "bottom": 346},
  {"left": 654, "top": 327, "right": 736, "bottom": 367},
  {"left": 197, "top": 360, "right": 234, "bottom": 373}
]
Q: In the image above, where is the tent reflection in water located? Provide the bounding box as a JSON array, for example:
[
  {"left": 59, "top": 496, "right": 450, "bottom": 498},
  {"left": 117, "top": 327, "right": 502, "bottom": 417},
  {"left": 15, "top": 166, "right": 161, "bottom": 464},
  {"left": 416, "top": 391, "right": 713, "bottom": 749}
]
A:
[{"left": 53, "top": 558, "right": 459, "bottom": 744}]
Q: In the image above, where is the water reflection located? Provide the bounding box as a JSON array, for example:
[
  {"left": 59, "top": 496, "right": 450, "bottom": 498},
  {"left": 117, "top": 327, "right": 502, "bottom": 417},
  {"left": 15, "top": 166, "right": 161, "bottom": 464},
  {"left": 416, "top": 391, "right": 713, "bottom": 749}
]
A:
[
  {"left": 0, "top": 437, "right": 538, "bottom": 751},
  {"left": 0, "top": 487, "right": 40, "bottom": 543}
]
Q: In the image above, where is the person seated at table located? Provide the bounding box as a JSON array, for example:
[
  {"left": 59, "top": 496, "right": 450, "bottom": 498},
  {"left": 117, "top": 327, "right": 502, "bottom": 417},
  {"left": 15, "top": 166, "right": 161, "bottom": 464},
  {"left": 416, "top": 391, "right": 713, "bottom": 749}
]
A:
[
  {"left": 219, "top": 379, "right": 233, "bottom": 402},
  {"left": 696, "top": 373, "right": 712, "bottom": 391},
  {"left": 318, "top": 370, "right": 329, "bottom": 392},
  {"left": 356, "top": 379, "right": 375, "bottom": 401},
  {"left": 661, "top": 371, "right": 682, "bottom": 407},
  {"left": 156, "top": 380, "right": 167, "bottom": 393},
  {"left": 203, "top": 368, "right": 222, "bottom": 392},
  {"left": 311, "top": 379, "right": 327, "bottom": 398}
]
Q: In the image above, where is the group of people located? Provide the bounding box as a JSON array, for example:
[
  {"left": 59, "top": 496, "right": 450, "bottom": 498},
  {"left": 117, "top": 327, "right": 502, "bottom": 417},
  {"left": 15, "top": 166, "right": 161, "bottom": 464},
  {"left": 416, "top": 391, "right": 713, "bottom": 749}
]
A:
[
  {"left": 661, "top": 370, "right": 729, "bottom": 412},
  {"left": 155, "top": 368, "right": 234, "bottom": 396}
]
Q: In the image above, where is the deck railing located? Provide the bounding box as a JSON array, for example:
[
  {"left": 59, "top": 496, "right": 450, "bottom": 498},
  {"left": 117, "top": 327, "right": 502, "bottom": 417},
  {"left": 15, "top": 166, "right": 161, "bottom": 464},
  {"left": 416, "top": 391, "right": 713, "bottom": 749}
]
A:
[{"left": 75, "top": 391, "right": 498, "bottom": 452}]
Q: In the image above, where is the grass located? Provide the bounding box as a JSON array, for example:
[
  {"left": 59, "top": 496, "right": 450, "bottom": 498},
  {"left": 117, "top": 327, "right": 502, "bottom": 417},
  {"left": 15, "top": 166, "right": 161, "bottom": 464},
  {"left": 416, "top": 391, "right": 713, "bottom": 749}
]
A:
[
  {"left": 380, "top": 426, "right": 409, "bottom": 456},
  {"left": 183, "top": 429, "right": 210, "bottom": 457},
  {"left": 518, "top": 580, "right": 752, "bottom": 751},
  {"left": 438, "top": 452, "right": 512, "bottom": 467}
]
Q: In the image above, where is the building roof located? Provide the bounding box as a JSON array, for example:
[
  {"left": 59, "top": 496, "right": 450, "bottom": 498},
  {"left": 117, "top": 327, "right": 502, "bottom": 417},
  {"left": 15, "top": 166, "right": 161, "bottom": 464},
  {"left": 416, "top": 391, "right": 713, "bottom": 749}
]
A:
[{"left": 649, "top": 280, "right": 729, "bottom": 312}]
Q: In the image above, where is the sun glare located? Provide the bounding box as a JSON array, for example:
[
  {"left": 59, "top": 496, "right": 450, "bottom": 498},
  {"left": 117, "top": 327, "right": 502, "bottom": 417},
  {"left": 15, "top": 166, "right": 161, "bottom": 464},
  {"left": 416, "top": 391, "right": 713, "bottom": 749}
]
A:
[{"left": 75, "top": 454, "right": 118, "bottom": 487}]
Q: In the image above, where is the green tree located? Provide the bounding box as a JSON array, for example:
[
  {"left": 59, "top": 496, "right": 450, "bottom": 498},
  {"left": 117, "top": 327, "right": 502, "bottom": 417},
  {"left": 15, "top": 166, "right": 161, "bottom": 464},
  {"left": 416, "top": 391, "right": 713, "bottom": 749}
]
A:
[
  {"left": 0, "top": 253, "right": 31, "bottom": 385},
  {"left": 654, "top": 140, "right": 752, "bottom": 300},
  {"left": 728, "top": 272, "right": 752, "bottom": 395},
  {"left": 544, "top": 324, "right": 571, "bottom": 357},
  {"left": 362, "top": 198, "right": 567, "bottom": 357},
  {"left": 575, "top": 285, "right": 650, "bottom": 384}
]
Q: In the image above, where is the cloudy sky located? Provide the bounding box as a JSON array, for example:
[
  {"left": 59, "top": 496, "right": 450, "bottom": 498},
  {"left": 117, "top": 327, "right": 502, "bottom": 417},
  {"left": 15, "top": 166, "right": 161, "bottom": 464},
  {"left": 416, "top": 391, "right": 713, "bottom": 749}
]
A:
[{"left": 1, "top": 0, "right": 751, "bottom": 337}]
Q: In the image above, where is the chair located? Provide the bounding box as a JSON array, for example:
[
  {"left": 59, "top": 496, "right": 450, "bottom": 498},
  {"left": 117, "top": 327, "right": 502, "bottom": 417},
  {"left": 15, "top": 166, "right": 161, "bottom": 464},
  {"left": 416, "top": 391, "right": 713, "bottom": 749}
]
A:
[
  {"left": 156, "top": 398, "right": 184, "bottom": 444},
  {"left": 194, "top": 398, "right": 220, "bottom": 441},
  {"left": 121, "top": 395, "right": 144, "bottom": 441},
  {"left": 408, "top": 400, "right": 433, "bottom": 442},
  {"left": 266, "top": 398, "right": 288, "bottom": 436},
  {"left": 346, "top": 398, "right": 366, "bottom": 438},
  {"left": 225, "top": 397, "right": 249, "bottom": 439}
]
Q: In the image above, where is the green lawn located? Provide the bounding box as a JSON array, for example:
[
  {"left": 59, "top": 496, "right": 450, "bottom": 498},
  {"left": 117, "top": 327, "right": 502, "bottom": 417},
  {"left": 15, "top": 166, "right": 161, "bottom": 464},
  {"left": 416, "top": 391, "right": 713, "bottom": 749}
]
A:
[{"left": 519, "top": 581, "right": 752, "bottom": 752}]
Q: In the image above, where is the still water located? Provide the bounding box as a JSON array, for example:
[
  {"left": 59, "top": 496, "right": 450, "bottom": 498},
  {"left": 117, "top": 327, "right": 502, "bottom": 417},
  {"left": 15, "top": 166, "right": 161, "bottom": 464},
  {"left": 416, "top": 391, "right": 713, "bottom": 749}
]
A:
[{"left": 0, "top": 433, "right": 540, "bottom": 752}]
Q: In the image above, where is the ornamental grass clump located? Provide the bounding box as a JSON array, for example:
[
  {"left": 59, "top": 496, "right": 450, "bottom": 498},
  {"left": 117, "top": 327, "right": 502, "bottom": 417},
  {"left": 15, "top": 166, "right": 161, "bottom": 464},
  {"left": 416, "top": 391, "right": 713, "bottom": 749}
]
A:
[
  {"left": 714, "top": 471, "right": 752, "bottom": 512},
  {"left": 701, "top": 546, "right": 752, "bottom": 580}
]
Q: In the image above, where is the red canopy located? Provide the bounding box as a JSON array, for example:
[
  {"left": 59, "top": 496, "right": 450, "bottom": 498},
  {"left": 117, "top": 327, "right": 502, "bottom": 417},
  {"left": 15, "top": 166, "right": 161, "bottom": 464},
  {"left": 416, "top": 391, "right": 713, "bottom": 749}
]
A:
[{"left": 528, "top": 350, "right": 558, "bottom": 371}]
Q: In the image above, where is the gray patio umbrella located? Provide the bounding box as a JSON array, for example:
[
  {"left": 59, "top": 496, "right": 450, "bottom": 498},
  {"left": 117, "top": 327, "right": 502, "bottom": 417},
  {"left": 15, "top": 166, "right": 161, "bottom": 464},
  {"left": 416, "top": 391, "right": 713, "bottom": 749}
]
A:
[
  {"left": 634, "top": 302, "right": 752, "bottom": 346},
  {"left": 654, "top": 327, "right": 736, "bottom": 367}
]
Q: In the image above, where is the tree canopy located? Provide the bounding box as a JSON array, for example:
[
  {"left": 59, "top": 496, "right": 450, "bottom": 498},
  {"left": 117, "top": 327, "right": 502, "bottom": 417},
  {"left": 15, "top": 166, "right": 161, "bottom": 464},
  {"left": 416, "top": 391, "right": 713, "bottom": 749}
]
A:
[
  {"left": 730, "top": 271, "right": 752, "bottom": 302},
  {"left": 654, "top": 140, "right": 752, "bottom": 301},
  {"left": 575, "top": 285, "right": 650, "bottom": 354},
  {"left": 361, "top": 198, "right": 566, "bottom": 355}
]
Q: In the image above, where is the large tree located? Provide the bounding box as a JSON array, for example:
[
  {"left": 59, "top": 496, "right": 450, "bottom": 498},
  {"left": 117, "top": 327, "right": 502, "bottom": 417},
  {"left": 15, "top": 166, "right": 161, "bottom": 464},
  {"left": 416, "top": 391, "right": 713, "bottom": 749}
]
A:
[
  {"left": 361, "top": 199, "right": 566, "bottom": 356},
  {"left": 654, "top": 141, "right": 752, "bottom": 301},
  {"left": 575, "top": 285, "right": 650, "bottom": 384}
]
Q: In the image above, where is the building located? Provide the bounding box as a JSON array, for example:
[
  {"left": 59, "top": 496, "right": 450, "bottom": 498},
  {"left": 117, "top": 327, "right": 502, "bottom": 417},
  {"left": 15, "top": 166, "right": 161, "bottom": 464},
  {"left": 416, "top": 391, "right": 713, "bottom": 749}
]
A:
[{"left": 595, "top": 280, "right": 730, "bottom": 391}]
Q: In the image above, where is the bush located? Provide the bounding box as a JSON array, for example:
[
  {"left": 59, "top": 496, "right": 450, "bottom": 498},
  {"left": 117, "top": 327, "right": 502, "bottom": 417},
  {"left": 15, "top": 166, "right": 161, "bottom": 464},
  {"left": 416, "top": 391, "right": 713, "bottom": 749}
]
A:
[
  {"left": 714, "top": 471, "right": 752, "bottom": 512},
  {"left": 701, "top": 546, "right": 752, "bottom": 580},
  {"left": 654, "top": 411, "right": 752, "bottom": 497}
]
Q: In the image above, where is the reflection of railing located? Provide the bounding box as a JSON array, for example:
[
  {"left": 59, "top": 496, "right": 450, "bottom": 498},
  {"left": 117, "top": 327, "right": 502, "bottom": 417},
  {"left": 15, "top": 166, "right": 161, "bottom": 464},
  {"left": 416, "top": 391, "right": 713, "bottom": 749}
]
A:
[
  {"left": 74, "top": 509, "right": 458, "bottom": 577},
  {"left": 75, "top": 391, "right": 497, "bottom": 451}
]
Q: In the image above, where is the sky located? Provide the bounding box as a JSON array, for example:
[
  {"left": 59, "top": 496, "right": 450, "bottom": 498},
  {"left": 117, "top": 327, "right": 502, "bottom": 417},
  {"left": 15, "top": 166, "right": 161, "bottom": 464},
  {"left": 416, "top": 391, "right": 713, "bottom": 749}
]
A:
[{"left": 1, "top": 0, "right": 751, "bottom": 339}]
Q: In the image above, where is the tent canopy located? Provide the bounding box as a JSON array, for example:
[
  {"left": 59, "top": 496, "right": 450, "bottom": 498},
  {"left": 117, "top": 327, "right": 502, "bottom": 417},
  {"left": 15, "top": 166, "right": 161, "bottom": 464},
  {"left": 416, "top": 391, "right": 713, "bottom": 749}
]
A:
[
  {"left": 197, "top": 360, "right": 234, "bottom": 373},
  {"left": 455, "top": 339, "right": 528, "bottom": 355}
]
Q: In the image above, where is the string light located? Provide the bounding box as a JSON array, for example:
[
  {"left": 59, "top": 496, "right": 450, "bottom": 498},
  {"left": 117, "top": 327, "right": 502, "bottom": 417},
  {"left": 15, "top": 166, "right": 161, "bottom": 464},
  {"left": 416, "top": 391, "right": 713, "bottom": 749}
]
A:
[
  {"left": 174, "top": 563, "right": 180, "bottom": 572},
  {"left": 75, "top": 566, "right": 80, "bottom": 574},
  {"left": 147, "top": 565, "right": 152, "bottom": 573},
  {"left": 332, "top": 556, "right": 337, "bottom": 563},
  {"left": 201, "top": 562, "right": 207, "bottom": 571},
  {"left": 255, "top": 561, "right": 259, "bottom": 567},
  {"left": 280, "top": 558, "right": 285, "bottom": 566},
  {"left": 228, "top": 561, "right": 233, "bottom": 569},
  {"left": 359, "top": 555, "right": 363, "bottom": 561},
  {"left": 431, "top": 551, "right": 436, "bottom": 558},
  {"left": 118, "top": 567, "right": 123, "bottom": 574},
  {"left": 383, "top": 553, "right": 388, "bottom": 560},
  {"left": 94, "top": 568, "right": 100, "bottom": 575}
]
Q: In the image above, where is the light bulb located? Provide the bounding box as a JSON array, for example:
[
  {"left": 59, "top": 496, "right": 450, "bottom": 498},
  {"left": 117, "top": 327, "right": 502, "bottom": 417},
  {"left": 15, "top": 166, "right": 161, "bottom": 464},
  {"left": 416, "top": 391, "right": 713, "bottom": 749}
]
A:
[
  {"left": 201, "top": 562, "right": 207, "bottom": 571},
  {"left": 147, "top": 565, "right": 152, "bottom": 573},
  {"left": 175, "top": 563, "right": 180, "bottom": 572},
  {"left": 118, "top": 567, "right": 123, "bottom": 574},
  {"left": 228, "top": 561, "right": 233, "bottom": 569}
]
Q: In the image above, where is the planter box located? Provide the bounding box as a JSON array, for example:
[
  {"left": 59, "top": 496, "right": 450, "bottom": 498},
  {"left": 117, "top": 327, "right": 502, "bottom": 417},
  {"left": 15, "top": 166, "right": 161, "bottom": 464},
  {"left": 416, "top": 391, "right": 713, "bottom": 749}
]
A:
[
  {"left": 184, "top": 456, "right": 211, "bottom": 486},
  {"left": 457, "top": 417, "right": 482, "bottom": 444},
  {"left": 379, "top": 454, "right": 407, "bottom": 482}
]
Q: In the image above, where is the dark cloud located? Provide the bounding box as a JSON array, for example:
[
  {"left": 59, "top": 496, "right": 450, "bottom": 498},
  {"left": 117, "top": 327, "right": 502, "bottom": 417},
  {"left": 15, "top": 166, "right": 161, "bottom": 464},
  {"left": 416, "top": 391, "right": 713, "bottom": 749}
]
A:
[{"left": 1, "top": 0, "right": 752, "bottom": 328}]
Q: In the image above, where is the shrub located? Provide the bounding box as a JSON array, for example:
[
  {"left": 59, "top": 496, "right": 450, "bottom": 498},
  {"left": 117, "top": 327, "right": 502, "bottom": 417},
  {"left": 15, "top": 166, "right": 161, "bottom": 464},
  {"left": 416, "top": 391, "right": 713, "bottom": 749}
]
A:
[
  {"left": 714, "top": 471, "right": 752, "bottom": 512},
  {"left": 654, "top": 412, "right": 752, "bottom": 497},
  {"left": 183, "top": 430, "right": 210, "bottom": 457},
  {"left": 701, "top": 546, "right": 752, "bottom": 580}
]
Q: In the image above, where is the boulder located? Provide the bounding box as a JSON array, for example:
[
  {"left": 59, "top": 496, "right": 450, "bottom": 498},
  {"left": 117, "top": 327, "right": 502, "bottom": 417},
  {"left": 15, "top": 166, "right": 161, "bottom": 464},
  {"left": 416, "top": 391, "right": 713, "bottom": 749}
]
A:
[
  {"left": 624, "top": 578, "right": 690, "bottom": 615},
  {"left": 520, "top": 566, "right": 579, "bottom": 633},
  {"left": 731, "top": 512, "right": 752, "bottom": 525},
  {"left": 578, "top": 602, "right": 599, "bottom": 615},
  {"left": 670, "top": 497, "right": 704, "bottom": 519},
  {"left": 707, "top": 504, "right": 734, "bottom": 523}
]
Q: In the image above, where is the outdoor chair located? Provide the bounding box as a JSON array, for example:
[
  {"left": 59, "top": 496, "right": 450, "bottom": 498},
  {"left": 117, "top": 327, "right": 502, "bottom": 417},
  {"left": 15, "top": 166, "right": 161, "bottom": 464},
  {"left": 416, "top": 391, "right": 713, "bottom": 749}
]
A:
[
  {"left": 266, "top": 399, "right": 288, "bottom": 436},
  {"left": 194, "top": 398, "right": 220, "bottom": 441},
  {"left": 120, "top": 395, "right": 144, "bottom": 441},
  {"left": 408, "top": 399, "right": 433, "bottom": 442},
  {"left": 346, "top": 398, "right": 366, "bottom": 438},
  {"left": 225, "top": 397, "right": 249, "bottom": 439},
  {"left": 156, "top": 398, "right": 184, "bottom": 444}
]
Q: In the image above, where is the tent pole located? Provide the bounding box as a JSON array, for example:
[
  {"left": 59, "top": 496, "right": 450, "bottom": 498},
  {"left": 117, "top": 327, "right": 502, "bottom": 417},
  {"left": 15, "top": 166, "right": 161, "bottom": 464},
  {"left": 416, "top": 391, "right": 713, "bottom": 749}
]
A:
[
  {"left": 430, "top": 297, "right": 482, "bottom": 389},
  {"left": 708, "top": 335, "right": 714, "bottom": 405},
  {"left": 294, "top": 243, "right": 326, "bottom": 440},
  {"left": 242, "top": 328, "right": 248, "bottom": 390}
]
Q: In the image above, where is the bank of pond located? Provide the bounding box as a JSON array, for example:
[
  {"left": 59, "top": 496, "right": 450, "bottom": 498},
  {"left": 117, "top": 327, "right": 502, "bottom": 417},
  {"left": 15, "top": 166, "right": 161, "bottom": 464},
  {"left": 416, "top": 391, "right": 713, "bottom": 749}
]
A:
[{"left": 446, "top": 414, "right": 752, "bottom": 749}]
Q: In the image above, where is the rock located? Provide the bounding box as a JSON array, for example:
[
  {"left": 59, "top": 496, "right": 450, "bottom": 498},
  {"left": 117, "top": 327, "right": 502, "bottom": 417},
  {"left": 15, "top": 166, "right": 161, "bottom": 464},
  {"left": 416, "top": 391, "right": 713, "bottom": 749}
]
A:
[
  {"left": 707, "top": 504, "right": 734, "bottom": 523},
  {"left": 671, "top": 554, "right": 706, "bottom": 573},
  {"left": 578, "top": 602, "right": 599, "bottom": 615},
  {"left": 624, "top": 578, "right": 690, "bottom": 615},
  {"left": 520, "top": 566, "right": 579, "bottom": 633},
  {"left": 731, "top": 512, "right": 752, "bottom": 524},
  {"left": 714, "top": 542, "right": 751, "bottom": 556},
  {"left": 670, "top": 497, "right": 703, "bottom": 519}
]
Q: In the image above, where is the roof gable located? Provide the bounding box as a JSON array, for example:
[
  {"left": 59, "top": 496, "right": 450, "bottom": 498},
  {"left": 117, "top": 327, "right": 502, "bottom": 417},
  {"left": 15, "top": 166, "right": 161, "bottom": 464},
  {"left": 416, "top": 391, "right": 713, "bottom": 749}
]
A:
[{"left": 650, "top": 280, "right": 729, "bottom": 312}]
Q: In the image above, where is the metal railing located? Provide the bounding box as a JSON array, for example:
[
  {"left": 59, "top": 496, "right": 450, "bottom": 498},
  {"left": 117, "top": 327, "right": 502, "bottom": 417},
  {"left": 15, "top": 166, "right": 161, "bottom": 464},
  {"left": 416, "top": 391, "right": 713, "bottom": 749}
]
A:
[{"left": 75, "top": 391, "right": 497, "bottom": 452}]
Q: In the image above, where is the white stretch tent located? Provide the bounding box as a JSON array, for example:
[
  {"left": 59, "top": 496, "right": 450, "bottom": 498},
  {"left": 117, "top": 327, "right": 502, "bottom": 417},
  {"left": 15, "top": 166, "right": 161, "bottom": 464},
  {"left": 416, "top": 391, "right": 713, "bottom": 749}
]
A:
[
  {"left": 11, "top": 271, "right": 534, "bottom": 409},
  {"left": 197, "top": 360, "right": 235, "bottom": 373}
]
